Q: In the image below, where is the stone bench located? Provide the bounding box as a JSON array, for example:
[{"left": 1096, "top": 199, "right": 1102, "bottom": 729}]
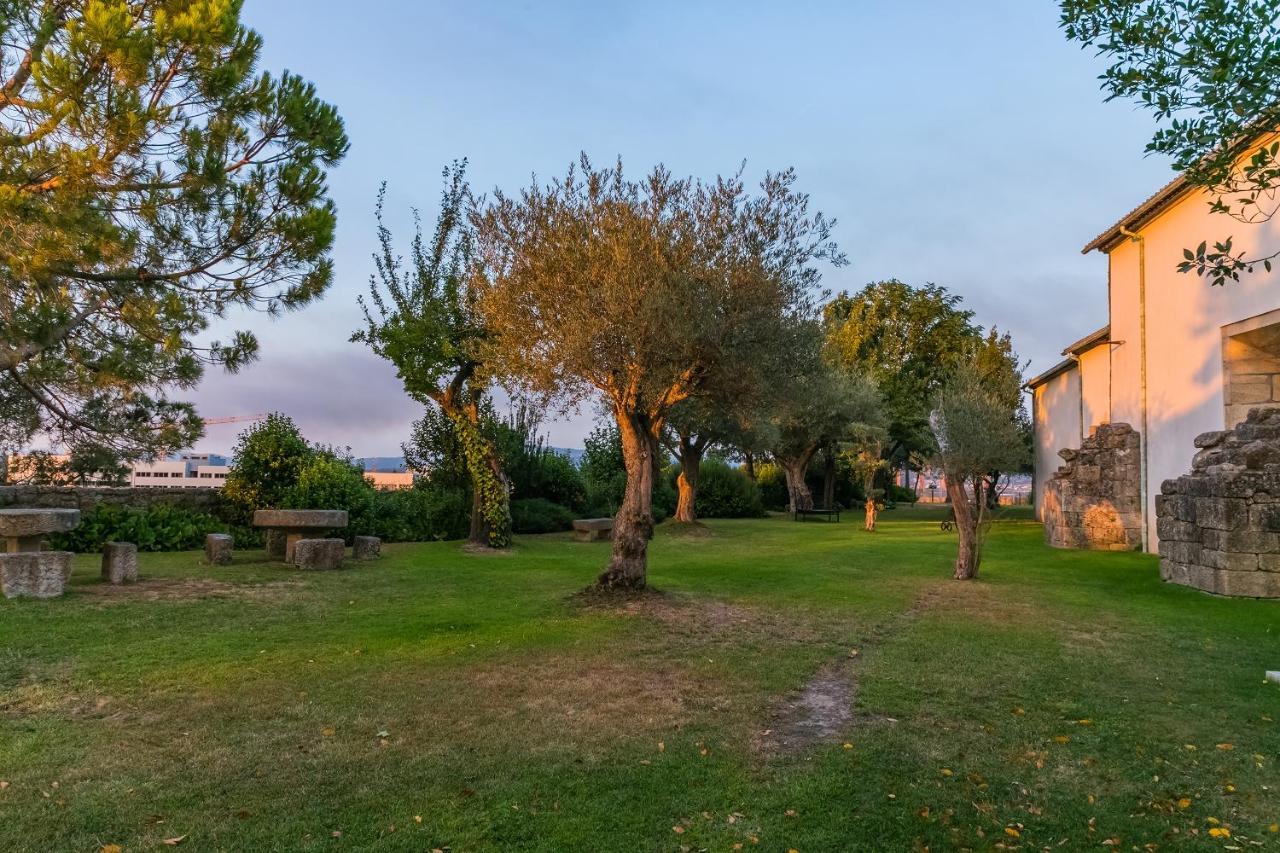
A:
[
  {"left": 252, "top": 509, "right": 348, "bottom": 563},
  {"left": 572, "top": 517, "right": 613, "bottom": 542},
  {"left": 352, "top": 535, "right": 381, "bottom": 561},
  {"left": 205, "top": 533, "right": 234, "bottom": 566},
  {"left": 101, "top": 542, "right": 138, "bottom": 585},
  {"left": 292, "top": 538, "right": 345, "bottom": 570}
]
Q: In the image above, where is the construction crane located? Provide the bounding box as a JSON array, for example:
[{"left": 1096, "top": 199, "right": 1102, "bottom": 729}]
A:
[{"left": 201, "top": 413, "right": 268, "bottom": 427}]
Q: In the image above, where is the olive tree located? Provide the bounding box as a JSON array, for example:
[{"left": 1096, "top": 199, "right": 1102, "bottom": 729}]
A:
[
  {"left": 0, "top": 1, "right": 347, "bottom": 457},
  {"left": 930, "top": 366, "right": 1030, "bottom": 580},
  {"left": 770, "top": 360, "right": 882, "bottom": 513},
  {"left": 472, "top": 156, "right": 841, "bottom": 587},
  {"left": 355, "top": 163, "right": 512, "bottom": 548}
]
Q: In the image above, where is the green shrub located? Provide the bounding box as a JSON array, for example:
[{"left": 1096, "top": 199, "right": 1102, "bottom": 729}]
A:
[
  {"left": 690, "top": 459, "right": 765, "bottom": 518},
  {"left": 50, "top": 502, "right": 230, "bottom": 553},
  {"left": 370, "top": 483, "right": 471, "bottom": 542},
  {"left": 221, "top": 413, "right": 311, "bottom": 524},
  {"left": 755, "top": 462, "right": 790, "bottom": 510},
  {"left": 284, "top": 452, "right": 377, "bottom": 540},
  {"left": 886, "top": 483, "right": 919, "bottom": 505},
  {"left": 510, "top": 498, "right": 575, "bottom": 534}
]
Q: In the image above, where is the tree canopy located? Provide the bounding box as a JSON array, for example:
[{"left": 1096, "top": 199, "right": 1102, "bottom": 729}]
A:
[
  {"left": 1062, "top": 0, "right": 1280, "bottom": 285},
  {"left": 0, "top": 0, "right": 347, "bottom": 457},
  {"left": 824, "top": 280, "right": 979, "bottom": 460},
  {"left": 472, "top": 155, "right": 842, "bottom": 587}
]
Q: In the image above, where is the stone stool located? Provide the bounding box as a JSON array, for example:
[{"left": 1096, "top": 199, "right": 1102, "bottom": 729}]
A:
[
  {"left": 205, "top": 533, "right": 234, "bottom": 566},
  {"left": 352, "top": 535, "right": 381, "bottom": 561},
  {"left": 101, "top": 542, "right": 138, "bottom": 584},
  {"left": 292, "top": 538, "right": 345, "bottom": 570},
  {"left": 0, "top": 552, "right": 74, "bottom": 599}
]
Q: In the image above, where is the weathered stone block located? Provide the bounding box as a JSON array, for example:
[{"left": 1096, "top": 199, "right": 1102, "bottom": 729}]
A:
[
  {"left": 1214, "top": 569, "right": 1280, "bottom": 598},
  {"left": 100, "top": 542, "right": 138, "bottom": 584},
  {"left": 1156, "top": 517, "right": 1197, "bottom": 542},
  {"left": 1201, "top": 549, "right": 1258, "bottom": 572},
  {"left": 205, "top": 533, "right": 234, "bottom": 566},
  {"left": 0, "top": 551, "right": 73, "bottom": 599},
  {"left": 291, "top": 538, "right": 345, "bottom": 570},
  {"left": 352, "top": 535, "right": 381, "bottom": 561},
  {"left": 1202, "top": 528, "right": 1280, "bottom": 554},
  {"left": 1194, "top": 430, "right": 1229, "bottom": 449},
  {"left": 1249, "top": 503, "right": 1280, "bottom": 533},
  {"left": 1194, "top": 498, "right": 1247, "bottom": 530}
]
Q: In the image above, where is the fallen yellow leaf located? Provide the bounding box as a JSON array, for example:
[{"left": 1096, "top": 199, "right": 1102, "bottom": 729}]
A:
[
  {"left": 321, "top": 727, "right": 336, "bottom": 737},
  {"left": 1268, "top": 823, "right": 1278, "bottom": 833},
  {"left": 100, "top": 847, "right": 122, "bottom": 853},
  {"left": 657, "top": 741, "right": 665, "bottom": 753},
  {"left": 1216, "top": 743, "right": 1234, "bottom": 751},
  {"left": 1208, "top": 827, "right": 1231, "bottom": 838},
  {"left": 940, "top": 768, "right": 953, "bottom": 776},
  {"left": 1077, "top": 719, "right": 1092, "bottom": 725},
  {"left": 1054, "top": 735, "right": 1070, "bottom": 744},
  {"left": 1004, "top": 826, "right": 1020, "bottom": 838},
  {"left": 842, "top": 742, "right": 854, "bottom": 750},
  {"left": 1012, "top": 707, "right": 1025, "bottom": 716},
  {"left": 671, "top": 826, "right": 684, "bottom": 834},
  {"left": 414, "top": 815, "right": 422, "bottom": 824},
  {"left": 1224, "top": 784, "right": 1236, "bottom": 793},
  {"left": 1177, "top": 797, "right": 1192, "bottom": 810}
]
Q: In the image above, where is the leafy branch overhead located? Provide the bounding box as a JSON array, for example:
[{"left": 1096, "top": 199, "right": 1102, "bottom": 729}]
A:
[
  {"left": 0, "top": 0, "right": 347, "bottom": 455},
  {"left": 1062, "top": 0, "right": 1280, "bottom": 285}
]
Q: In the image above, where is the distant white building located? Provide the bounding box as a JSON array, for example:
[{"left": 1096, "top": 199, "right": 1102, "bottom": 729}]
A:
[{"left": 130, "top": 453, "right": 230, "bottom": 488}]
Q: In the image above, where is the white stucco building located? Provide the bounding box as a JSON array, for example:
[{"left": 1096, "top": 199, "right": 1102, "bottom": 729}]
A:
[
  {"left": 130, "top": 453, "right": 230, "bottom": 488},
  {"left": 1029, "top": 138, "right": 1280, "bottom": 553}
]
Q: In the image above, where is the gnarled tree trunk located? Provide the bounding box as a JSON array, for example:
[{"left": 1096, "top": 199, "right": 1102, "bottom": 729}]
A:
[
  {"left": 742, "top": 451, "right": 757, "bottom": 481},
  {"left": 673, "top": 432, "right": 709, "bottom": 524},
  {"left": 598, "top": 409, "right": 658, "bottom": 589},
  {"left": 777, "top": 445, "right": 819, "bottom": 513},
  {"left": 947, "top": 475, "right": 982, "bottom": 579}
]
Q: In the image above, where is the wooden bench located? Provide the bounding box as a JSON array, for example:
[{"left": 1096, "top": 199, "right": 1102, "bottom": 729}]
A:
[
  {"left": 794, "top": 507, "right": 841, "bottom": 523},
  {"left": 572, "top": 517, "right": 613, "bottom": 542}
]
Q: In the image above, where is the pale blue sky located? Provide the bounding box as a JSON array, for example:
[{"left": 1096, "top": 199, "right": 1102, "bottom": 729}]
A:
[{"left": 196, "top": 0, "right": 1173, "bottom": 455}]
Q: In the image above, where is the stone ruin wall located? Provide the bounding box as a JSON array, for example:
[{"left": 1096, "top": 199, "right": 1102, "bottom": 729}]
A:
[
  {"left": 1043, "top": 422, "right": 1143, "bottom": 551},
  {"left": 1157, "top": 407, "right": 1280, "bottom": 598},
  {"left": 0, "top": 485, "right": 221, "bottom": 514}
]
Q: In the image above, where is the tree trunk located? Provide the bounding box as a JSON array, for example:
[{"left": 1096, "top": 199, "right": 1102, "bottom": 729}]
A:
[
  {"left": 822, "top": 448, "right": 836, "bottom": 510},
  {"left": 778, "top": 447, "right": 817, "bottom": 513},
  {"left": 598, "top": 409, "right": 658, "bottom": 589},
  {"left": 864, "top": 496, "right": 878, "bottom": 532},
  {"left": 948, "top": 475, "right": 980, "bottom": 579},
  {"left": 674, "top": 435, "right": 705, "bottom": 524},
  {"left": 743, "top": 452, "right": 756, "bottom": 482}
]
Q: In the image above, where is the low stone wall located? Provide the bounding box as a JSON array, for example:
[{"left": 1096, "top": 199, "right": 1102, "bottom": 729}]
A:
[
  {"left": 1043, "top": 422, "right": 1143, "bottom": 551},
  {"left": 1157, "top": 407, "right": 1280, "bottom": 598},
  {"left": 0, "top": 485, "right": 221, "bottom": 513}
]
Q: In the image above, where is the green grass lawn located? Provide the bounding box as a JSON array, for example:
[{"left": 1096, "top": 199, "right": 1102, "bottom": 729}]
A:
[{"left": 1, "top": 506, "right": 1277, "bottom": 852}]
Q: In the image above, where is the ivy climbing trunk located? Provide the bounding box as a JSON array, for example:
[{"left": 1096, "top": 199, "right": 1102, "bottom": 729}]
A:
[
  {"left": 598, "top": 409, "right": 658, "bottom": 589},
  {"left": 822, "top": 449, "right": 836, "bottom": 510},
  {"left": 451, "top": 405, "right": 512, "bottom": 549}
]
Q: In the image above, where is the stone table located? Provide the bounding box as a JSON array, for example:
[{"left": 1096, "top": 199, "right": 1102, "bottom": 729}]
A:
[
  {"left": 252, "top": 509, "right": 348, "bottom": 563},
  {"left": 0, "top": 508, "right": 80, "bottom": 599},
  {"left": 0, "top": 507, "right": 80, "bottom": 552}
]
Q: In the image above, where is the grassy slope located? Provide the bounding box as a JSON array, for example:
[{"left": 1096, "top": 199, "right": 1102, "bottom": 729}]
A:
[{"left": 0, "top": 507, "right": 1276, "bottom": 851}]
